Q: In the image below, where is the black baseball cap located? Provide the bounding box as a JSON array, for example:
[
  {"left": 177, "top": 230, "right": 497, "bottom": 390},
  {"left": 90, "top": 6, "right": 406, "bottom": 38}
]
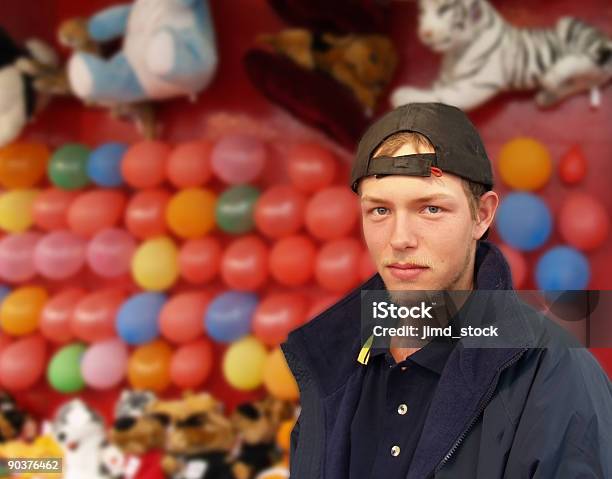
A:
[{"left": 350, "top": 102, "right": 494, "bottom": 240}]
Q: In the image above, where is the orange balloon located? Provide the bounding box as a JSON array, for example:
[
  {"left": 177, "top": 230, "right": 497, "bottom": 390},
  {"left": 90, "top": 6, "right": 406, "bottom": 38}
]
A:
[
  {"left": 39, "top": 288, "right": 86, "bottom": 343},
  {"left": 128, "top": 340, "right": 173, "bottom": 392},
  {"left": 0, "top": 286, "right": 48, "bottom": 336},
  {"left": 263, "top": 347, "right": 299, "bottom": 401},
  {"left": 287, "top": 143, "right": 337, "bottom": 193},
  {"left": 221, "top": 235, "right": 268, "bottom": 291},
  {"left": 178, "top": 237, "right": 222, "bottom": 284},
  {"left": 170, "top": 338, "right": 214, "bottom": 389},
  {"left": 315, "top": 238, "right": 362, "bottom": 292},
  {"left": 159, "top": 292, "right": 211, "bottom": 344},
  {"left": 269, "top": 235, "right": 316, "bottom": 286},
  {"left": 305, "top": 187, "right": 358, "bottom": 240},
  {"left": 254, "top": 185, "right": 306, "bottom": 239},
  {"left": 68, "top": 190, "right": 126, "bottom": 237},
  {"left": 167, "top": 141, "right": 213, "bottom": 188},
  {"left": 71, "top": 289, "right": 125, "bottom": 342},
  {"left": 0, "top": 143, "right": 49, "bottom": 188},
  {"left": 32, "top": 188, "right": 78, "bottom": 231},
  {"left": 166, "top": 188, "right": 216, "bottom": 239},
  {"left": 125, "top": 189, "right": 170, "bottom": 239},
  {"left": 121, "top": 140, "right": 170, "bottom": 188},
  {"left": 253, "top": 293, "right": 307, "bottom": 346}
]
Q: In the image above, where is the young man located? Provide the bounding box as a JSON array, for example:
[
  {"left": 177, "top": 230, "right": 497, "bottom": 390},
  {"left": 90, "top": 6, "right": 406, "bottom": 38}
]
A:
[{"left": 281, "top": 103, "right": 612, "bottom": 478}]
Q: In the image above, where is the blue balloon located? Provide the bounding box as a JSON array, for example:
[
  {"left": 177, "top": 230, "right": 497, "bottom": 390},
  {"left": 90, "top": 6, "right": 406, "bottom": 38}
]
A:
[
  {"left": 116, "top": 292, "right": 166, "bottom": 345},
  {"left": 87, "top": 142, "right": 127, "bottom": 187},
  {"left": 496, "top": 193, "right": 552, "bottom": 251},
  {"left": 536, "top": 246, "right": 590, "bottom": 290},
  {"left": 204, "top": 291, "right": 258, "bottom": 343},
  {"left": 0, "top": 285, "right": 10, "bottom": 305}
]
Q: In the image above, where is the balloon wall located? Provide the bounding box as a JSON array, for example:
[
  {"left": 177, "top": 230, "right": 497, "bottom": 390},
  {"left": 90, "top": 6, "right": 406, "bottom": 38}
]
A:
[{"left": 0, "top": 0, "right": 610, "bottom": 425}]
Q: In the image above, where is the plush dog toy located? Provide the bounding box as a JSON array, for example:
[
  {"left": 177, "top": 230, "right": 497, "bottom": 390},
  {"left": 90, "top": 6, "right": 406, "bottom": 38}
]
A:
[
  {"left": 230, "top": 397, "right": 294, "bottom": 479},
  {"left": 66, "top": 0, "right": 218, "bottom": 105},
  {"left": 0, "top": 392, "right": 37, "bottom": 443},
  {"left": 151, "top": 393, "right": 237, "bottom": 479}
]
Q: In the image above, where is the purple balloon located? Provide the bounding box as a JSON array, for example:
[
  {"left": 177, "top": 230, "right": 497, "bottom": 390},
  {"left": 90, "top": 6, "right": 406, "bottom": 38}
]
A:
[
  {"left": 34, "top": 231, "right": 86, "bottom": 279},
  {"left": 81, "top": 339, "right": 128, "bottom": 390},
  {"left": 211, "top": 134, "right": 267, "bottom": 184},
  {"left": 0, "top": 232, "right": 41, "bottom": 283},
  {"left": 87, "top": 228, "right": 136, "bottom": 278}
]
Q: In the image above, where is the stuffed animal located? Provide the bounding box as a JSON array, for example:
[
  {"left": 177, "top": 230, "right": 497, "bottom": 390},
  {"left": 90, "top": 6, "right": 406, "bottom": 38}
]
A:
[
  {"left": 0, "top": 27, "right": 60, "bottom": 147},
  {"left": 0, "top": 392, "right": 36, "bottom": 443},
  {"left": 254, "top": 417, "right": 296, "bottom": 479},
  {"left": 107, "top": 390, "right": 166, "bottom": 479},
  {"left": 151, "top": 393, "right": 237, "bottom": 479},
  {"left": 390, "top": 0, "right": 612, "bottom": 110},
  {"left": 51, "top": 399, "right": 123, "bottom": 479},
  {"left": 257, "top": 29, "right": 397, "bottom": 114},
  {"left": 230, "top": 397, "right": 294, "bottom": 479},
  {"left": 66, "top": 0, "right": 218, "bottom": 105}
]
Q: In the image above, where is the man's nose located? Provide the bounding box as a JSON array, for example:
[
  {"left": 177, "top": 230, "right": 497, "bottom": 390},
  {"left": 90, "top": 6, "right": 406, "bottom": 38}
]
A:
[{"left": 389, "top": 217, "right": 418, "bottom": 250}]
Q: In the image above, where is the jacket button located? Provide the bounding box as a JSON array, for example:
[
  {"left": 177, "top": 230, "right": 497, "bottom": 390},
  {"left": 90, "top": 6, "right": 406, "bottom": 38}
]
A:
[
  {"left": 391, "top": 445, "right": 401, "bottom": 457},
  {"left": 397, "top": 404, "right": 408, "bottom": 415}
]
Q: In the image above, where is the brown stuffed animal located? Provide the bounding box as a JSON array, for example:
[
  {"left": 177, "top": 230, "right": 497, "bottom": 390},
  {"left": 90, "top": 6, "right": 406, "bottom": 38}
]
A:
[
  {"left": 151, "top": 393, "right": 237, "bottom": 479},
  {"left": 230, "top": 397, "right": 294, "bottom": 479},
  {"left": 257, "top": 28, "right": 397, "bottom": 114},
  {"left": 0, "top": 392, "right": 36, "bottom": 443}
]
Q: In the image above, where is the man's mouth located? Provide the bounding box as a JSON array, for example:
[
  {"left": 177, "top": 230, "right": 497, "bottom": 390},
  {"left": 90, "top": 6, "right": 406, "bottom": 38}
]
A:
[{"left": 386, "top": 263, "right": 429, "bottom": 280}]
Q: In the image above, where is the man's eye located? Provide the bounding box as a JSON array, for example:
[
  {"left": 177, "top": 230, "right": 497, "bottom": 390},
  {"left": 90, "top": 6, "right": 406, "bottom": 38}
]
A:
[
  {"left": 424, "top": 205, "right": 442, "bottom": 214},
  {"left": 372, "top": 207, "right": 389, "bottom": 216}
]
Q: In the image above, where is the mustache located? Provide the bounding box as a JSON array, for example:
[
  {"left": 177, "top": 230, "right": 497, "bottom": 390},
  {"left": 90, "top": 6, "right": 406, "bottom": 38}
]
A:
[{"left": 382, "top": 257, "right": 434, "bottom": 269}]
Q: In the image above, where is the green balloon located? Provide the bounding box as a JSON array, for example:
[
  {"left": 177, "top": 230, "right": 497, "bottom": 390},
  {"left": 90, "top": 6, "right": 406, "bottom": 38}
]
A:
[
  {"left": 47, "top": 343, "right": 86, "bottom": 393},
  {"left": 216, "top": 185, "right": 260, "bottom": 234},
  {"left": 48, "top": 144, "right": 91, "bottom": 190}
]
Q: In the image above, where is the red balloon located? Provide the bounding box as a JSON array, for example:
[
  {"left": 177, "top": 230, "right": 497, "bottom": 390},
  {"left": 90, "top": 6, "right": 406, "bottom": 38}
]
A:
[
  {"left": 160, "top": 292, "right": 211, "bottom": 344},
  {"left": 39, "top": 288, "right": 86, "bottom": 343},
  {"left": 269, "top": 235, "right": 316, "bottom": 286},
  {"left": 315, "top": 238, "right": 362, "bottom": 292},
  {"left": 0, "top": 335, "right": 47, "bottom": 391},
  {"left": 125, "top": 189, "right": 170, "bottom": 239},
  {"left": 558, "top": 145, "right": 587, "bottom": 185},
  {"left": 253, "top": 293, "right": 307, "bottom": 346},
  {"left": 167, "top": 141, "right": 213, "bottom": 188},
  {"left": 68, "top": 190, "right": 126, "bottom": 237},
  {"left": 72, "top": 289, "right": 125, "bottom": 342},
  {"left": 32, "top": 188, "right": 78, "bottom": 231},
  {"left": 255, "top": 185, "right": 306, "bottom": 239},
  {"left": 287, "top": 143, "right": 337, "bottom": 193},
  {"left": 0, "top": 331, "right": 12, "bottom": 350},
  {"left": 170, "top": 339, "right": 214, "bottom": 389},
  {"left": 359, "top": 249, "right": 376, "bottom": 281},
  {"left": 559, "top": 192, "right": 610, "bottom": 251},
  {"left": 305, "top": 187, "right": 359, "bottom": 240},
  {"left": 498, "top": 244, "right": 527, "bottom": 289},
  {"left": 221, "top": 235, "right": 269, "bottom": 291},
  {"left": 178, "top": 237, "right": 222, "bottom": 284},
  {"left": 122, "top": 140, "right": 170, "bottom": 188},
  {"left": 306, "top": 294, "right": 342, "bottom": 321}
]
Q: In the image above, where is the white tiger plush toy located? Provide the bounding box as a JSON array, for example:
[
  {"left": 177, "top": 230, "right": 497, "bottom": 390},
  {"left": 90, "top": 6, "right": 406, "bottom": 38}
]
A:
[{"left": 391, "top": 0, "right": 612, "bottom": 110}]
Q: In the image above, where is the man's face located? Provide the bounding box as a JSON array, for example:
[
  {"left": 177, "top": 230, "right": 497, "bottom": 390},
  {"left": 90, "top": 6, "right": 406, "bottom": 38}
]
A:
[{"left": 360, "top": 143, "right": 477, "bottom": 295}]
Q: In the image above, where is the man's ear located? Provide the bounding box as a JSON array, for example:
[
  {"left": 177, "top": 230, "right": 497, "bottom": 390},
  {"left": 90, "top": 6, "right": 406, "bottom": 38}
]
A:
[{"left": 474, "top": 190, "right": 498, "bottom": 240}]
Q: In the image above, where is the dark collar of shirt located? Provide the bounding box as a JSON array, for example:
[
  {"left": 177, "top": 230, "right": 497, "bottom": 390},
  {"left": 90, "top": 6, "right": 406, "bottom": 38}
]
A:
[{"left": 369, "top": 336, "right": 457, "bottom": 374}]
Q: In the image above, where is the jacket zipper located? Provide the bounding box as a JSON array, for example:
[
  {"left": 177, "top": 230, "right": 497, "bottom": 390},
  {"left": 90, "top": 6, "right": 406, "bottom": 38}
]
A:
[{"left": 430, "top": 347, "right": 529, "bottom": 477}]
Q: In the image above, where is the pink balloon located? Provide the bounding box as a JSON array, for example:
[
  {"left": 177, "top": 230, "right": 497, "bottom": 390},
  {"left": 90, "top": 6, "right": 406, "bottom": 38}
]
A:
[
  {"left": 0, "top": 232, "right": 41, "bottom": 283},
  {"left": 0, "top": 335, "right": 47, "bottom": 391},
  {"left": 34, "top": 231, "right": 86, "bottom": 279},
  {"left": 211, "top": 134, "right": 267, "bottom": 184},
  {"left": 81, "top": 339, "right": 128, "bottom": 390},
  {"left": 39, "top": 288, "right": 86, "bottom": 343},
  {"left": 87, "top": 229, "right": 137, "bottom": 278}
]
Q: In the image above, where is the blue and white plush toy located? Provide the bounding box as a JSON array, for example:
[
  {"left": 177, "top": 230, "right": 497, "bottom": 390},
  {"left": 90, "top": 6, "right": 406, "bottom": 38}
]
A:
[{"left": 67, "top": 0, "right": 218, "bottom": 105}]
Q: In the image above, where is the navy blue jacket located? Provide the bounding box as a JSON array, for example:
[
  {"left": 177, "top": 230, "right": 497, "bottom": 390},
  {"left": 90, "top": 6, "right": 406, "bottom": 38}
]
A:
[{"left": 281, "top": 241, "right": 612, "bottom": 478}]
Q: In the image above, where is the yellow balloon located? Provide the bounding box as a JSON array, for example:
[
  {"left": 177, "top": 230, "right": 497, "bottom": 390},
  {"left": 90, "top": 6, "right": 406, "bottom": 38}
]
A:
[
  {"left": 0, "top": 142, "right": 49, "bottom": 188},
  {"left": 498, "top": 137, "right": 552, "bottom": 191},
  {"left": 223, "top": 336, "right": 267, "bottom": 390},
  {"left": 166, "top": 188, "right": 216, "bottom": 239},
  {"left": 131, "top": 236, "right": 179, "bottom": 291},
  {"left": 0, "top": 189, "right": 39, "bottom": 232},
  {"left": 0, "top": 286, "right": 48, "bottom": 336},
  {"left": 263, "top": 347, "right": 299, "bottom": 400}
]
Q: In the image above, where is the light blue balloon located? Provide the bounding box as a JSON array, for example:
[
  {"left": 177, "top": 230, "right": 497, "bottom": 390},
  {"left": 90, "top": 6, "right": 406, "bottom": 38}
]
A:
[
  {"left": 204, "top": 291, "right": 258, "bottom": 343},
  {"left": 87, "top": 142, "right": 127, "bottom": 187},
  {"left": 116, "top": 292, "right": 166, "bottom": 345},
  {"left": 496, "top": 193, "right": 552, "bottom": 251},
  {"left": 536, "top": 246, "right": 590, "bottom": 290}
]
